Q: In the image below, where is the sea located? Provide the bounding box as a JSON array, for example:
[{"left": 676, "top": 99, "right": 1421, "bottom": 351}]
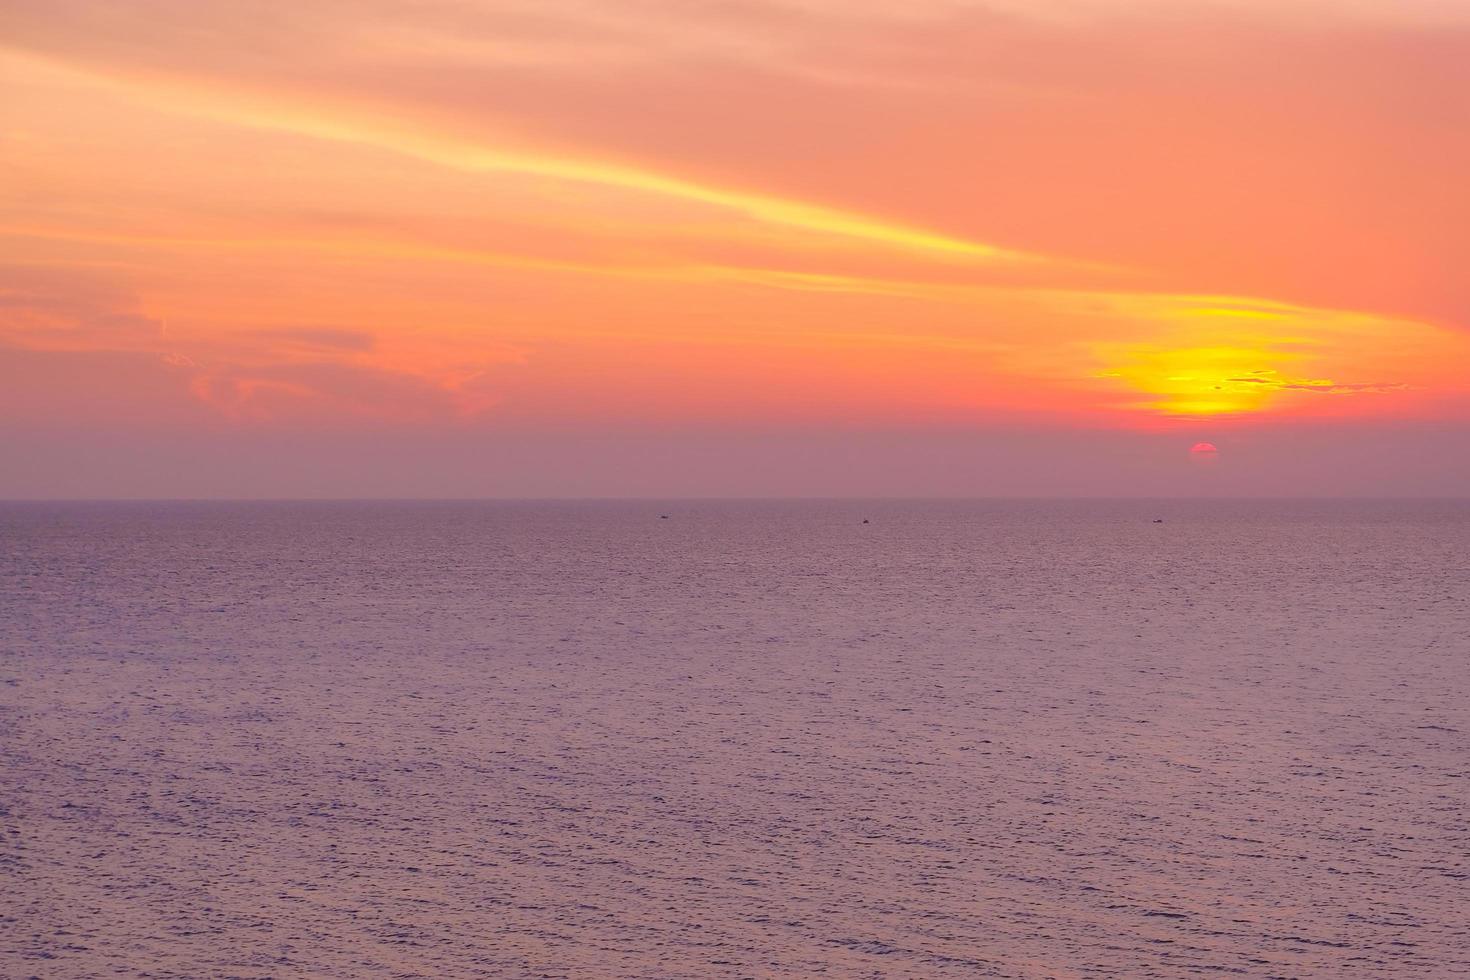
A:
[{"left": 2, "top": 500, "right": 1467, "bottom": 978}]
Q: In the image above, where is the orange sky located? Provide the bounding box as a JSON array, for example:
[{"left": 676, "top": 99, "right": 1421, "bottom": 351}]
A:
[{"left": 2, "top": 1, "right": 1468, "bottom": 494}]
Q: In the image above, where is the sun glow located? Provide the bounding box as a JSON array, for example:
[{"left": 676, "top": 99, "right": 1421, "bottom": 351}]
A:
[{"left": 1105, "top": 345, "right": 1301, "bottom": 416}]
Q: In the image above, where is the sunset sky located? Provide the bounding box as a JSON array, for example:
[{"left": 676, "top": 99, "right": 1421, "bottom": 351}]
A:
[{"left": 3, "top": 0, "right": 1468, "bottom": 496}]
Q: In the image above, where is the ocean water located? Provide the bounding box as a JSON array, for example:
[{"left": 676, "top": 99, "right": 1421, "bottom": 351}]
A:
[{"left": 2, "top": 500, "right": 1467, "bottom": 978}]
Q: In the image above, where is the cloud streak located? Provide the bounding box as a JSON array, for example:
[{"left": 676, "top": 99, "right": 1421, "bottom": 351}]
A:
[{"left": 1, "top": 47, "right": 1042, "bottom": 266}]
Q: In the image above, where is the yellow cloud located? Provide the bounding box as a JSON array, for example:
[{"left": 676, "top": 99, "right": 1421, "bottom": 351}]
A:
[{"left": 0, "top": 49, "right": 1041, "bottom": 265}]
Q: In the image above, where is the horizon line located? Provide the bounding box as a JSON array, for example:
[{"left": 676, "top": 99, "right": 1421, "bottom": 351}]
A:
[{"left": 4, "top": 495, "right": 1468, "bottom": 504}]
